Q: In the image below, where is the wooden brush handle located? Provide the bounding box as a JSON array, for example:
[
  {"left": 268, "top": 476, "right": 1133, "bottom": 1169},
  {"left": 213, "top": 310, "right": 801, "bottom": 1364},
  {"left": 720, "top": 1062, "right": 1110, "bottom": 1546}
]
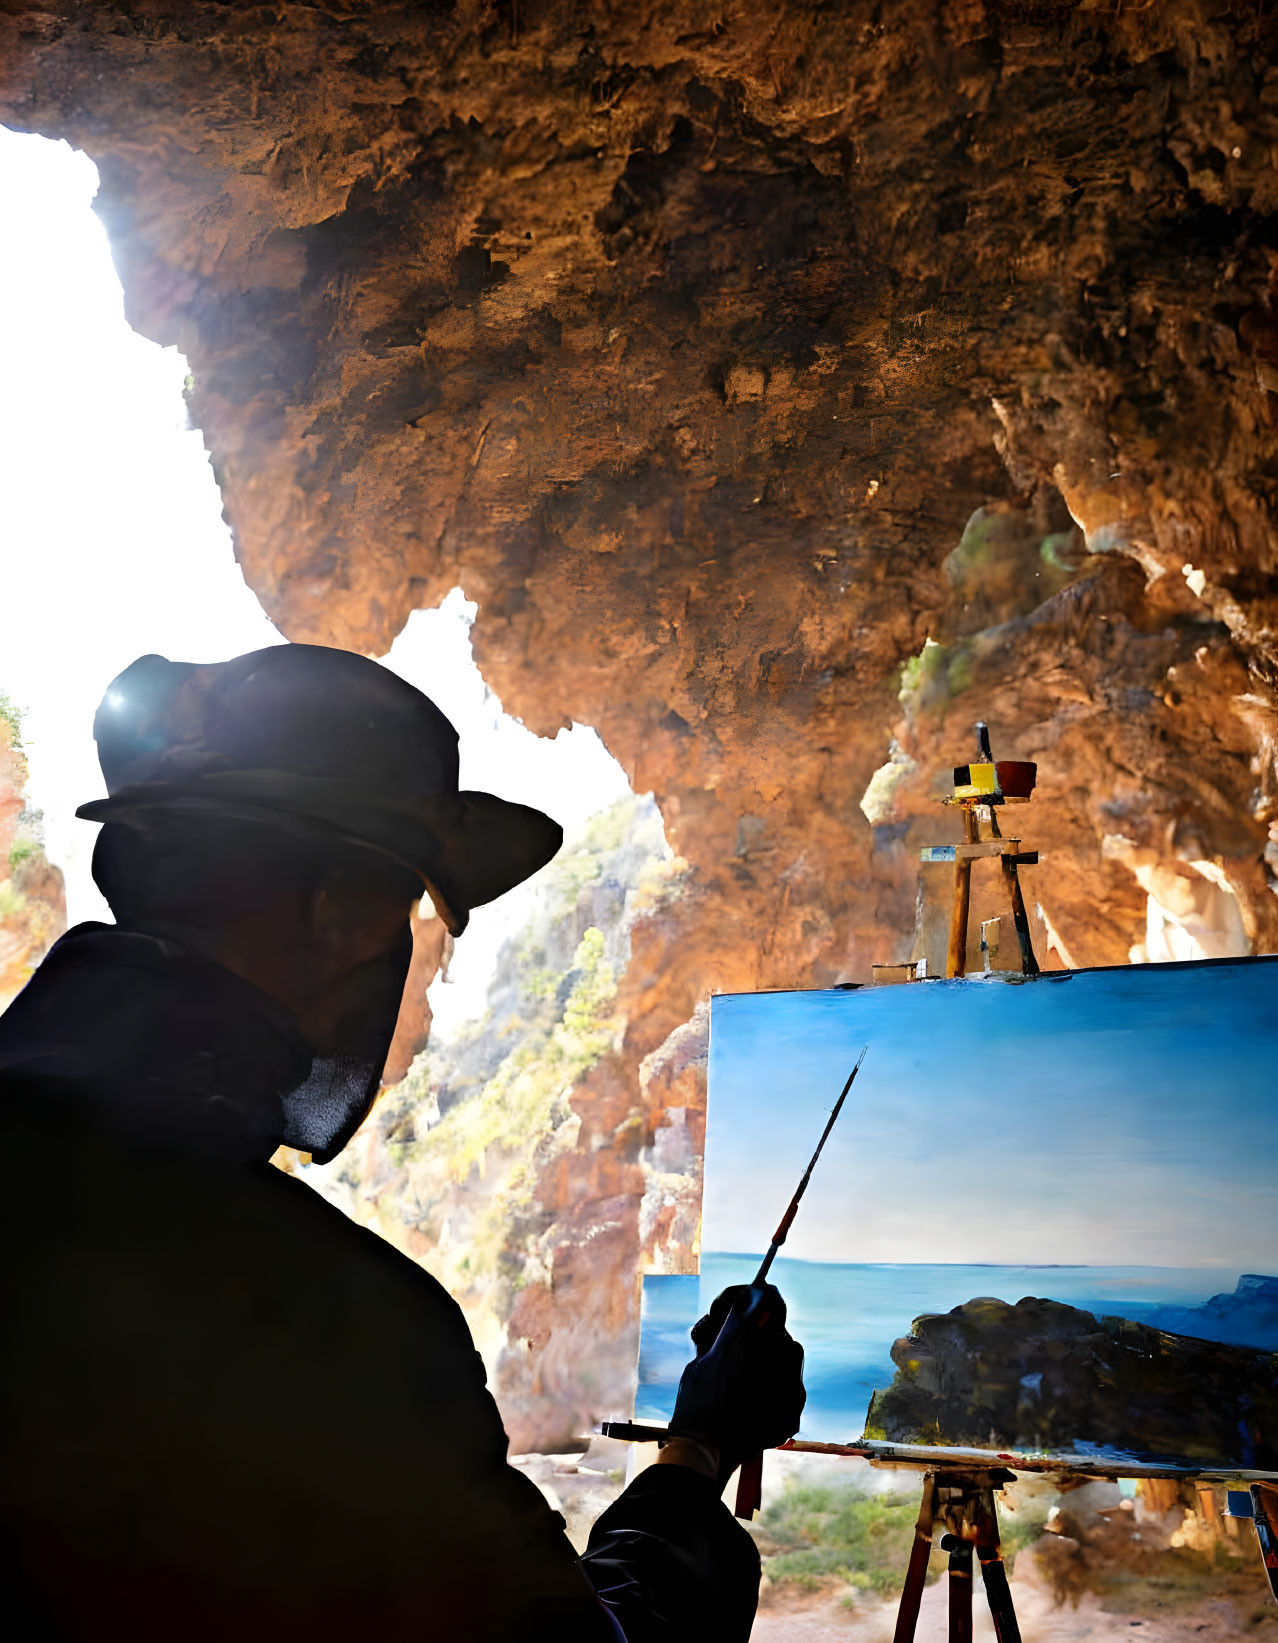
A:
[{"left": 734, "top": 1451, "right": 764, "bottom": 1519}]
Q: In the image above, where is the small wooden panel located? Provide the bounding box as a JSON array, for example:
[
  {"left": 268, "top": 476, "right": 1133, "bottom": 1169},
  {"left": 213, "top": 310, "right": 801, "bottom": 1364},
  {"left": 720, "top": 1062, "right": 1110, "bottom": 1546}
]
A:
[
  {"left": 954, "top": 840, "right": 1022, "bottom": 861},
  {"left": 923, "top": 840, "right": 1032, "bottom": 862}
]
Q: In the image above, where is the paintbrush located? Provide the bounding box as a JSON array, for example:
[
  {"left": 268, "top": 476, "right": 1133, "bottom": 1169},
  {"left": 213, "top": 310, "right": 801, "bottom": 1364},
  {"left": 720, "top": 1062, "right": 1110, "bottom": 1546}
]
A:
[
  {"left": 603, "top": 1045, "right": 869, "bottom": 1519},
  {"left": 753, "top": 1043, "right": 868, "bottom": 1287}
]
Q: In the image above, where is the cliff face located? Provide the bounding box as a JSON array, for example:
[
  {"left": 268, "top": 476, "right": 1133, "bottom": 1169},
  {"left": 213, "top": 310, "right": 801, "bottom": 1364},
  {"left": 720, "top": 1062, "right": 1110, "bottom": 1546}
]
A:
[
  {"left": 4, "top": 1, "right": 1278, "bottom": 1442},
  {"left": 0, "top": 702, "right": 66, "bottom": 1011},
  {"left": 1145, "top": 1273, "right": 1278, "bottom": 1351},
  {"left": 304, "top": 793, "right": 688, "bottom": 1449}
]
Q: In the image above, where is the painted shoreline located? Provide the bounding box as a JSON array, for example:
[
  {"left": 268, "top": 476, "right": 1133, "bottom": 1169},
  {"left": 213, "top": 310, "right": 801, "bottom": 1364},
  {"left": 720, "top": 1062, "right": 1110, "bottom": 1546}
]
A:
[{"left": 637, "top": 1258, "right": 1278, "bottom": 1443}]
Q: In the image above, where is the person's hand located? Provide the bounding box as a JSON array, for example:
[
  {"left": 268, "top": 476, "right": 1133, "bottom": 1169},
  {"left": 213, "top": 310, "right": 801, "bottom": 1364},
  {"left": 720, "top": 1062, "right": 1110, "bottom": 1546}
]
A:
[{"left": 664, "top": 1283, "right": 805, "bottom": 1483}]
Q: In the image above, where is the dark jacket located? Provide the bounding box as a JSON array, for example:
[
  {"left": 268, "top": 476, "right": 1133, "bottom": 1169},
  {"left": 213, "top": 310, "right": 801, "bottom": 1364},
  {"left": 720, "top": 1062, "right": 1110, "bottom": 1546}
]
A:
[{"left": 0, "top": 926, "right": 758, "bottom": 1641}]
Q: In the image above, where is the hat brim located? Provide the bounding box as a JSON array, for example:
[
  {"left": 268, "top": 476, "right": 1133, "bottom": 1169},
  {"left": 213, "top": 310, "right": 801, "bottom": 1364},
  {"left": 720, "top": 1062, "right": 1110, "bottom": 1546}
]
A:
[{"left": 76, "top": 771, "right": 563, "bottom": 938}]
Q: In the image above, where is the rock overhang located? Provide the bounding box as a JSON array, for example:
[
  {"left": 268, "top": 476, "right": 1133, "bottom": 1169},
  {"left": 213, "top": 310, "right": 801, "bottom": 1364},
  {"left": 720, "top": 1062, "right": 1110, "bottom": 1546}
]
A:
[{"left": 4, "top": 0, "right": 1278, "bottom": 1440}]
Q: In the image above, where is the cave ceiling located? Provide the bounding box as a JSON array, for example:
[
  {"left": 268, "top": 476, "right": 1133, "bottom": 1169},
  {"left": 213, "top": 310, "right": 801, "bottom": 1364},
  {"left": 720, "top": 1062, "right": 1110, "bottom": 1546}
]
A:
[
  {"left": 4, "top": 0, "right": 1278, "bottom": 1445},
  {"left": 5, "top": 0, "right": 1278, "bottom": 984}
]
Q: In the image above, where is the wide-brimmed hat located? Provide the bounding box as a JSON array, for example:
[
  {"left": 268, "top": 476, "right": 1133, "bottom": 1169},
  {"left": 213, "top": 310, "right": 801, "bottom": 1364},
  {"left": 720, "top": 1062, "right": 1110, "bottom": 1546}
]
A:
[{"left": 75, "top": 645, "right": 563, "bottom": 936}]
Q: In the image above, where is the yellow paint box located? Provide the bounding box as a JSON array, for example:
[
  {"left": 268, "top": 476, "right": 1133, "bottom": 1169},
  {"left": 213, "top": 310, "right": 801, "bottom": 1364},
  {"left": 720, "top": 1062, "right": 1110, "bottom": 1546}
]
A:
[{"left": 952, "top": 761, "right": 999, "bottom": 799}]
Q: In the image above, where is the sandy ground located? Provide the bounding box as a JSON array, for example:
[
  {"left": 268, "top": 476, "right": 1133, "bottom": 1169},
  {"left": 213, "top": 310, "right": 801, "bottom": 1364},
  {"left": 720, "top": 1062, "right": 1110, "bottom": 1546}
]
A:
[
  {"left": 516, "top": 1446, "right": 1278, "bottom": 1641},
  {"left": 751, "top": 1558, "right": 1278, "bottom": 1642}
]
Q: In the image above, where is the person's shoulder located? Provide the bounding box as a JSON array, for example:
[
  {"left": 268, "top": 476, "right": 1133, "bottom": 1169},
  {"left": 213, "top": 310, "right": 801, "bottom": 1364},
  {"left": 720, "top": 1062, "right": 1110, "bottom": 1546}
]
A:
[
  {"left": 246, "top": 1161, "right": 512, "bottom": 1458},
  {"left": 245, "top": 1158, "right": 483, "bottom": 1353},
  {"left": 1, "top": 1070, "right": 470, "bottom": 1346},
  {"left": 254, "top": 1160, "right": 447, "bottom": 1292}
]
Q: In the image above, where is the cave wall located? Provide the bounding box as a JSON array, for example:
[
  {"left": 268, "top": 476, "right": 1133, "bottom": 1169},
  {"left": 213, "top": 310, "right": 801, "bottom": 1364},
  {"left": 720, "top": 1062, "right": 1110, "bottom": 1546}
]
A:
[{"left": 4, "top": 0, "right": 1278, "bottom": 1445}]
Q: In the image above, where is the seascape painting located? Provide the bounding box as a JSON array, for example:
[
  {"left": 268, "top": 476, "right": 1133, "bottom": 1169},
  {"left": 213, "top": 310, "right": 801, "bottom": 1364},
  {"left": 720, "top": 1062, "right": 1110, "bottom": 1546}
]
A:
[{"left": 638, "top": 958, "right": 1278, "bottom": 1473}]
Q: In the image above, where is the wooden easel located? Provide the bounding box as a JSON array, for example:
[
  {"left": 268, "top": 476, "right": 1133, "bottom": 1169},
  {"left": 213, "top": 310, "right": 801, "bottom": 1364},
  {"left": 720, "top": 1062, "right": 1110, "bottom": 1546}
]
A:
[
  {"left": 600, "top": 1420, "right": 1278, "bottom": 1620},
  {"left": 894, "top": 1468, "right": 1022, "bottom": 1643},
  {"left": 922, "top": 722, "right": 1040, "bottom": 979}
]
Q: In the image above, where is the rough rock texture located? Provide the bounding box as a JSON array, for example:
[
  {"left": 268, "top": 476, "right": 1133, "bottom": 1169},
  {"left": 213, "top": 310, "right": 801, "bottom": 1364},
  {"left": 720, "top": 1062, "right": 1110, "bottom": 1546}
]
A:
[
  {"left": 382, "top": 906, "right": 451, "bottom": 1086},
  {"left": 5, "top": 1, "right": 1278, "bottom": 1442},
  {"left": 0, "top": 704, "right": 66, "bottom": 1010},
  {"left": 865, "top": 1294, "right": 1278, "bottom": 1469}
]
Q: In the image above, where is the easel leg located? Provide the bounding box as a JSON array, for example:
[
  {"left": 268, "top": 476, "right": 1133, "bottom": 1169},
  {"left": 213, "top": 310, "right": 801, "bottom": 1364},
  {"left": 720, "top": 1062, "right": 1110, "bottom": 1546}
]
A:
[
  {"left": 976, "top": 1494, "right": 1022, "bottom": 1643},
  {"left": 947, "top": 812, "right": 976, "bottom": 978},
  {"left": 1252, "top": 1483, "right": 1278, "bottom": 1602},
  {"left": 1001, "top": 856, "right": 1039, "bottom": 976},
  {"left": 893, "top": 1474, "right": 936, "bottom": 1643},
  {"left": 945, "top": 1535, "right": 974, "bottom": 1643},
  {"left": 978, "top": 1547, "right": 1022, "bottom": 1643}
]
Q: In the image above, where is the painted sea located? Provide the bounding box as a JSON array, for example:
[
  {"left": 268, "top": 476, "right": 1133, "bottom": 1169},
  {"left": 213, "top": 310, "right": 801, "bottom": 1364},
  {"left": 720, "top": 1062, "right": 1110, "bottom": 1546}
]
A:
[{"left": 636, "top": 1256, "right": 1278, "bottom": 1443}]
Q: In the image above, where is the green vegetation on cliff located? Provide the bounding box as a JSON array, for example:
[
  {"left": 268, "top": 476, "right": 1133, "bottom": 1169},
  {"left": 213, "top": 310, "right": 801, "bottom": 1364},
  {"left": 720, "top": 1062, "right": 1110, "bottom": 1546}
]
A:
[
  {"left": 425, "top": 924, "right": 618, "bottom": 1189},
  {"left": 302, "top": 789, "right": 680, "bottom": 1402},
  {"left": 898, "top": 637, "right": 974, "bottom": 719},
  {"left": 0, "top": 692, "right": 23, "bottom": 748},
  {"left": 0, "top": 881, "right": 27, "bottom": 919}
]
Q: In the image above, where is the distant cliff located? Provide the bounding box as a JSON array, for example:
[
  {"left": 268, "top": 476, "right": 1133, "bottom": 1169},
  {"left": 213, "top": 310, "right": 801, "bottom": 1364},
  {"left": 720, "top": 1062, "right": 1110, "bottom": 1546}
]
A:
[
  {"left": 1143, "top": 1275, "right": 1278, "bottom": 1352},
  {"left": 865, "top": 1294, "right": 1278, "bottom": 1469}
]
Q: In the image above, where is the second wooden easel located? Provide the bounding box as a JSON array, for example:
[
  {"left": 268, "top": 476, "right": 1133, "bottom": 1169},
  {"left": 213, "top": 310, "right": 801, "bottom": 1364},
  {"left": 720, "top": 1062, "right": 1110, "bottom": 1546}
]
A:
[{"left": 921, "top": 722, "right": 1040, "bottom": 979}]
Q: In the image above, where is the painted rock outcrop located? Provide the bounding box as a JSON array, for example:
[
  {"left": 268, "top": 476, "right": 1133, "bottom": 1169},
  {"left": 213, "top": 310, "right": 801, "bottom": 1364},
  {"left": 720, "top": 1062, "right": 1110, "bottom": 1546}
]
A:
[
  {"left": 865, "top": 1295, "right": 1278, "bottom": 1470},
  {"left": 4, "top": 2, "right": 1278, "bottom": 1443}
]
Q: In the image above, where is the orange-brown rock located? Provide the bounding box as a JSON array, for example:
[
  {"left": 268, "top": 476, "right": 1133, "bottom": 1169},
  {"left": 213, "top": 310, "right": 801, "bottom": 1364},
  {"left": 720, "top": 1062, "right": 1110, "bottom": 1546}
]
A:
[
  {"left": 383, "top": 911, "right": 451, "bottom": 1086},
  {"left": 5, "top": 0, "right": 1278, "bottom": 1443},
  {"left": 0, "top": 709, "right": 66, "bottom": 1010}
]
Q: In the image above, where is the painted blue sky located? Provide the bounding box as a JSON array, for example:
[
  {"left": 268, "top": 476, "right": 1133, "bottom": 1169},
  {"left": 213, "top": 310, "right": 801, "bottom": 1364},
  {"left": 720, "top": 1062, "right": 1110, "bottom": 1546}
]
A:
[{"left": 705, "top": 959, "right": 1278, "bottom": 1268}]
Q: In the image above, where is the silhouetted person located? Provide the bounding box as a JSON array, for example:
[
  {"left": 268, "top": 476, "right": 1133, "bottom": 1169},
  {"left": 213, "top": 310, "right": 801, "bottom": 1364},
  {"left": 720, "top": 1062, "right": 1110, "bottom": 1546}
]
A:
[{"left": 0, "top": 646, "right": 803, "bottom": 1641}]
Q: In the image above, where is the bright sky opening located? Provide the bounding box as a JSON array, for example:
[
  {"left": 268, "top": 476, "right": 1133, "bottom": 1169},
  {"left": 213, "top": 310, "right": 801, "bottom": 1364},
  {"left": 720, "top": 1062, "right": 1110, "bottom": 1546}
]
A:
[{"left": 0, "top": 126, "right": 633, "bottom": 1022}]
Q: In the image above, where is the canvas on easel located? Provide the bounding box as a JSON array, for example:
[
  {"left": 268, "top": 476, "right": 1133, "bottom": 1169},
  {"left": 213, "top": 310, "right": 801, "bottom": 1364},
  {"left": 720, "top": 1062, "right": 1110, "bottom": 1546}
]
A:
[{"left": 637, "top": 957, "right": 1278, "bottom": 1476}]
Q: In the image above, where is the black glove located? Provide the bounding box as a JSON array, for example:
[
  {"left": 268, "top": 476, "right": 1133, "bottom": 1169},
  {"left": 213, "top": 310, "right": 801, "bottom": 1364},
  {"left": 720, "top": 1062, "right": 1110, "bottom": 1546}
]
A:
[{"left": 668, "top": 1283, "right": 805, "bottom": 1480}]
